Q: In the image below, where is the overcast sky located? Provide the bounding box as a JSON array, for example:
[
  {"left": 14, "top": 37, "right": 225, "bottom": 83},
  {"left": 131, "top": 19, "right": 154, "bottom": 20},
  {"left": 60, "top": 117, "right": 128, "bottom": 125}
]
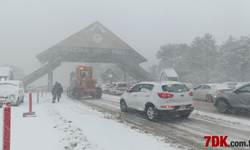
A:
[{"left": 1, "top": 0, "right": 250, "bottom": 76}]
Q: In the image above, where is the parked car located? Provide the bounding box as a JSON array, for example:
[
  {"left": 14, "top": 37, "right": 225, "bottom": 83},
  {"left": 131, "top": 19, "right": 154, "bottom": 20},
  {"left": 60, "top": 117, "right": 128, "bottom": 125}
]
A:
[
  {"left": 101, "top": 83, "right": 111, "bottom": 93},
  {"left": 193, "top": 83, "right": 231, "bottom": 102},
  {"left": 0, "top": 80, "right": 24, "bottom": 107},
  {"left": 128, "top": 84, "right": 135, "bottom": 90},
  {"left": 109, "top": 82, "right": 128, "bottom": 95},
  {"left": 221, "top": 82, "right": 238, "bottom": 89},
  {"left": 235, "top": 82, "right": 250, "bottom": 89},
  {"left": 214, "top": 83, "right": 250, "bottom": 114},
  {"left": 120, "top": 81, "right": 194, "bottom": 121},
  {"left": 182, "top": 83, "right": 194, "bottom": 90}
]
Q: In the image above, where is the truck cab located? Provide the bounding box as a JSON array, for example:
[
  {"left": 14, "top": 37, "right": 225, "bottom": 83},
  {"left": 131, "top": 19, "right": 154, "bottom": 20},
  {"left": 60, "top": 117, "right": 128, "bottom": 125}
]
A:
[{"left": 0, "top": 67, "right": 14, "bottom": 81}]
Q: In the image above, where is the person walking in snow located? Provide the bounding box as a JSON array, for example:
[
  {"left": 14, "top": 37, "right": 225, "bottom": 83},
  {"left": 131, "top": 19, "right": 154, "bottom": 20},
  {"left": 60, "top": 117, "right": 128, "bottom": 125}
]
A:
[{"left": 51, "top": 82, "right": 63, "bottom": 103}]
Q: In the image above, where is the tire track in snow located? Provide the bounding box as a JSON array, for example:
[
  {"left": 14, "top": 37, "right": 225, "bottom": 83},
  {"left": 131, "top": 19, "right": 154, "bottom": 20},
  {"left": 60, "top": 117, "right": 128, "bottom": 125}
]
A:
[
  {"left": 79, "top": 95, "right": 249, "bottom": 150},
  {"left": 79, "top": 99, "right": 222, "bottom": 150}
]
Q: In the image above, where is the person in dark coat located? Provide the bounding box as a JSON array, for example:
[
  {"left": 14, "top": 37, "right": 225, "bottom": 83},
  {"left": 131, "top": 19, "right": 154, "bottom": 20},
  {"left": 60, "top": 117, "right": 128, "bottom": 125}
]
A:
[{"left": 52, "top": 82, "right": 63, "bottom": 103}]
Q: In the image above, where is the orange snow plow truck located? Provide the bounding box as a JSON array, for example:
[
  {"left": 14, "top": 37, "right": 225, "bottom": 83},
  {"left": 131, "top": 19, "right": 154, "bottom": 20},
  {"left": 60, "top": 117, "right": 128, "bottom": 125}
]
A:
[{"left": 67, "top": 66, "right": 102, "bottom": 99}]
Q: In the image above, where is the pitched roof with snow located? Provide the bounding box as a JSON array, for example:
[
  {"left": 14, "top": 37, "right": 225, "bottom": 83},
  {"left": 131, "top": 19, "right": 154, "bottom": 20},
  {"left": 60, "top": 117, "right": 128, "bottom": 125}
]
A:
[
  {"left": 55, "top": 21, "right": 133, "bottom": 50},
  {"left": 37, "top": 21, "right": 146, "bottom": 64}
]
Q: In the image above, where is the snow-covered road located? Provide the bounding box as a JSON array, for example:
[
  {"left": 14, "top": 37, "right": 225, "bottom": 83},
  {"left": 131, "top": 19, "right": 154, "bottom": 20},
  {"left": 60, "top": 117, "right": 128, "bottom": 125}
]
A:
[
  {"left": 0, "top": 93, "right": 249, "bottom": 150},
  {"left": 80, "top": 94, "right": 250, "bottom": 150}
]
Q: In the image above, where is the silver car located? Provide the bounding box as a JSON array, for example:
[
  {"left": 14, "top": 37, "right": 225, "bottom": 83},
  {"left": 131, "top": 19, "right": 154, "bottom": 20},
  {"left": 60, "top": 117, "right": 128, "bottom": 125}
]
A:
[
  {"left": 193, "top": 83, "right": 231, "bottom": 102},
  {"left": 221, "top": 82, "right": 238, "bottom": 89},
  {"left": 109, "top": 82, "right": 128, "bottom": 95}
]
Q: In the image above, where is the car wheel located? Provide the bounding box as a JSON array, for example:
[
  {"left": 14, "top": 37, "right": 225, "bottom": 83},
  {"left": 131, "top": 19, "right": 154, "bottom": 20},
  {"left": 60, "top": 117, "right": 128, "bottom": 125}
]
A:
[
  {"left": 16, "top": 98, "right": 20, "bottom": 106},
  {"left": 95, "top": 86, "right": 102, "bottom": 99},
  {"left": 120, "top": 100, "right": 128, "bottom": 112},
  {"left": 206, "top": 94, "right": 214, "bottom": 103},
  {"left": 217, "top": 99, "right": 230, "bottom": 113},
  {"left": 146, "top": 105, "right": 158, "bottom": 122},
  {"left": 179, "top": 112, "right": 191, "bottom": 118}
]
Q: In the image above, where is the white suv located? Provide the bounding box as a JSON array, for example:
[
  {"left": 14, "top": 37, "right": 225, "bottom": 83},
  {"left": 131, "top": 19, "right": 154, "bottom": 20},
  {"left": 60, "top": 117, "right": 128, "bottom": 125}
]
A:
[
  {"left": 109, "top": 82, "right": 128, "bottom": 95},
  {"left": 120, "top": 81, "right": 194, "bottom": 121}
]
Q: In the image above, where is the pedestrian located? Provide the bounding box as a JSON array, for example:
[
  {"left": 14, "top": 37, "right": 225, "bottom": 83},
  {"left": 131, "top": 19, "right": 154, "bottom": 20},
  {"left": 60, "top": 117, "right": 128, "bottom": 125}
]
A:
[{"left": 51, "top": 82, "right": 63, "bottom": 103}]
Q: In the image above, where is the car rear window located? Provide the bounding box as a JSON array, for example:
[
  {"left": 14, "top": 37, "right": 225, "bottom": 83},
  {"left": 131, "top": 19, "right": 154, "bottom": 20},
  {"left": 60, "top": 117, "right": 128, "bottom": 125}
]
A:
[
  {"left": 118, "top": 84, "right": 127, "bottom": 87},
  {"left": 162, "top": 84, "right": 189, "bottom": 93}
]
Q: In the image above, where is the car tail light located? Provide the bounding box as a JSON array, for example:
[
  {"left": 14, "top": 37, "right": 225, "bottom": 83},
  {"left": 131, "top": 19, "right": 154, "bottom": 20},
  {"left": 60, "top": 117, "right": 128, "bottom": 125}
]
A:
[
  {"left": 190, "top": 103, "right": 194, "bottom": 106},
  {"left": 216, "top": 91, "right": 221, "bottom": 93},
  {"left": 157, "top": 93, "right": 173, "bottom": 98},
  {"left": 189, "top": 92, "right": 193, "bottom": 96},
  {"left": 161, "top": 106, "right": 175, "bottom": 108},
  {"left": 167, "top": 106, "right": 175, "bottom": 108}
]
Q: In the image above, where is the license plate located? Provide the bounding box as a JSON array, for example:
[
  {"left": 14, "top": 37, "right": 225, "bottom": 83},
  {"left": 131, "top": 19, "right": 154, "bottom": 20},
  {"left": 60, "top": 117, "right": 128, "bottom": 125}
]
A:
[{"left": 179, "top": 105, "right": 186, "bottom": 110}]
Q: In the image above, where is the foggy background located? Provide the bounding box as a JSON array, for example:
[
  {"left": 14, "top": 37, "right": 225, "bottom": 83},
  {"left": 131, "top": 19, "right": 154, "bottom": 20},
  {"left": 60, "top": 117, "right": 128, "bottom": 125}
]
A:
[{"left": 0, "top": 0, "right": 250, "bottom": 87}]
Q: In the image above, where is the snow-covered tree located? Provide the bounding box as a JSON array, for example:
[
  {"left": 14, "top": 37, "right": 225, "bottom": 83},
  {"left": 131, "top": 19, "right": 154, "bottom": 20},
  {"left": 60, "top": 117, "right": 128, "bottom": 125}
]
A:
[
  {"left": 156, "top": 43, "right": 188, "bottom": 69},
  {"left": 156, "top": 43, "right": 189, "bottom": 79},
  {"left": 216, "top": 35, "right": 250, "bottom": 82},
  {"left": 186, "top": 33, "right": 218, "bottom": 85}
]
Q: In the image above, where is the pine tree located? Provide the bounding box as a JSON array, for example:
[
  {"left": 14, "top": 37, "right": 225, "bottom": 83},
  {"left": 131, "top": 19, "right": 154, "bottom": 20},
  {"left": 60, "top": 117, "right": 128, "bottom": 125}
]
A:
[
  {"left": 156, "top": 43, "right": 189, "bottom": 78},
  {"left": 186, "top": 33, "right": 217, "bottom": 85},
  {"left": 216, "top": 35, "right": 250, "bottom": 82}
]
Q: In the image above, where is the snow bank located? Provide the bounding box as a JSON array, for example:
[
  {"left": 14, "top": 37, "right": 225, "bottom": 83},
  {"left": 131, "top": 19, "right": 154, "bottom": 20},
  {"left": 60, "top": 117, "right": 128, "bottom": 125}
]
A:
[
  {"left": 45, "top": 94, "right": 175, "bottom": 150},
  {"left": 0, "top": 94, "right": 60, "bottom": 150},
  {"left": 191, "top": 110, "right": 250, "bottom": 128},
  {"left": 0, "top": 93, "right": 175, "bottom": 150},
  {"left": 46, "top": 104, "right": 100, "bottom": 150}
]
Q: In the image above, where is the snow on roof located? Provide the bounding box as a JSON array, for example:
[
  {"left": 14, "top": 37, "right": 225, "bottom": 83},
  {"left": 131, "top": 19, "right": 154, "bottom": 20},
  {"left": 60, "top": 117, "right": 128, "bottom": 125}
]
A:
[
  {"left": 0, "top": 67, "right": 11, "bottom": 76},
  {"left": 161, "top": 68, "right": 178, "bottom": 77},
  {"left": 160, "top": 81, "right": 180, "bottom": 85},
  {"left": 86, "top": 24, "right": 108, "bottom": 35},
  {"left": 139, "top": 81, "right": 158, "bottom": 85},
  {"left": 236, "top": 82, "right": 250, "bottom": 88}
]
